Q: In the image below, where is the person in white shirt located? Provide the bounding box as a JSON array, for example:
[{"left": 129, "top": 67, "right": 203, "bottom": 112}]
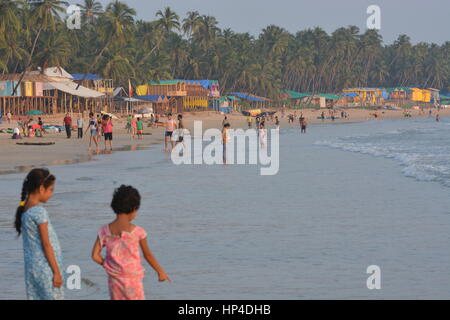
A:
[{"left": 77, "top": 115, "right": 84, "bottom": 139}]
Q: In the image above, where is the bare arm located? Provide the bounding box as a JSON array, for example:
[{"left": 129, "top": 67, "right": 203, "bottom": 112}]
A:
[
  {"left": 91, "top": 236, "right": 104, "bottom": 265},
  {"left": 38, "top": 223, "right": 62, "bottom": 288},
  {"left": 139, "top": 238, "right": 172, "bottom": 282}
]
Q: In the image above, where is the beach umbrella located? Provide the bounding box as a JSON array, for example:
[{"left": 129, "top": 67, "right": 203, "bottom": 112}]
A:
[{"left": 27, "top": 110, "right": 44, "bottom": 115}]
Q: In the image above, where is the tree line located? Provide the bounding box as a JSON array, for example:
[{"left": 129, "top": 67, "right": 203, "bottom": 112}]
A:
[{"left": 1, "top": 0, "right": 449, "bottom": 99}]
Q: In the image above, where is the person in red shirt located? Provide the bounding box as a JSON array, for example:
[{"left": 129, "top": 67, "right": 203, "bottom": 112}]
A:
[
  {"left": 101, "top": 114, "right": 114, "bottom": 151},
  {"left": 63, "top": 113, "right": 72, "bottom": 139}
]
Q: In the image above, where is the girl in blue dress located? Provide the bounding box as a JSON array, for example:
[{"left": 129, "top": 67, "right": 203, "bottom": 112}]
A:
[{"left": 15, "top": 168, "right": 64, "bottom": 300}]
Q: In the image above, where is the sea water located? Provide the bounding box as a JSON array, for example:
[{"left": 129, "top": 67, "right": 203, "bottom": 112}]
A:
[{"left": 1, "top": 116, "right": 450, "bottom": 299}]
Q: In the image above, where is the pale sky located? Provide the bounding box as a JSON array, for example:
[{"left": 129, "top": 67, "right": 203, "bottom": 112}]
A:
[{"left": 74, "top": 0, "right": 449, "bottom": 44}]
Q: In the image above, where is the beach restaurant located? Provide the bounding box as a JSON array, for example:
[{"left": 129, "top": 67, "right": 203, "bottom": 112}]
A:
[
  {"left": 135, "top": 80, "right": 220, "bottom": 114},
  {"left": 342, "top": 88, "right": 387, "bottom": 105},
  {"left": 0, "top": 67, "right": 109, "bottom": 116},
  {"left": 283, "top": 90, "right": 341, "bottom": 108},
  {"left": 227, "top": 92, "right": 271, "bottom": 110}
]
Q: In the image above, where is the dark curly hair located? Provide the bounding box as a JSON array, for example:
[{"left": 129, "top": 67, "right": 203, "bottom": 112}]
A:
[{"left": 110, "top": 185, "right": 141, "bottom": 214}]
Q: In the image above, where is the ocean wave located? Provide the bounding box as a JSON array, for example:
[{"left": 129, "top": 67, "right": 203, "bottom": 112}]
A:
[{"left": 315, "top": 132, "right": 450, "bottom": 187}]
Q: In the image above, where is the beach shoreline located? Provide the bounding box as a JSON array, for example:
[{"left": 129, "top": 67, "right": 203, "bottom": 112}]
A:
[{"left": 1, "top": 107, "right": 449, "bottom": 175}]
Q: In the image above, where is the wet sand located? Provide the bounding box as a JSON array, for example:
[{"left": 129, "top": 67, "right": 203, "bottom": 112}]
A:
[{"left": 0, "top": 108, "right": 449, "bottom": 174}]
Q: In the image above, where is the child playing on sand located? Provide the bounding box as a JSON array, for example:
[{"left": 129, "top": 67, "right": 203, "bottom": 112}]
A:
[
  {"left": 91, "top": 185, "right": 171, "bottom": 300},
  {"left": 15, "top": 168, "right": 64, "bottom": 300}
]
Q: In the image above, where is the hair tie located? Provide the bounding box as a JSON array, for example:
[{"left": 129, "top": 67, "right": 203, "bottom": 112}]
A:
[{"left": 19, "top": 201, "right": 25, "bottom": 207}]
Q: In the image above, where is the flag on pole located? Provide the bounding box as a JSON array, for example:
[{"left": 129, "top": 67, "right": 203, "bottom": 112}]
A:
[{"left": 128, "top": 79, "right": 133, "bottom": 98}]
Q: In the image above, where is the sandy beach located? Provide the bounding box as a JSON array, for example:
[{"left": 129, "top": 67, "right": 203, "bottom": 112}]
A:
[{"left": 1, "top": 107, "right": 449, "bottom": 174}]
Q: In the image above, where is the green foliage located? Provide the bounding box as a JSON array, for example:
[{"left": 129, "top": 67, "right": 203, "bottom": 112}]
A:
[{"left": 0, "top": 0, "right": 448, "bottom": 97}]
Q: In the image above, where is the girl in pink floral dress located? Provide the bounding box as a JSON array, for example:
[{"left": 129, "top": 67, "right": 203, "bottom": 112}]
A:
[{"left": 91, "top": 185, "right": 171, "bottom": 300}]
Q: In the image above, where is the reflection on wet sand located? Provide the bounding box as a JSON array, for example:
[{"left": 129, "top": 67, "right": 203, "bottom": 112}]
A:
[{"left": 0, "top": 144, "right": 150, "bottom": 176}]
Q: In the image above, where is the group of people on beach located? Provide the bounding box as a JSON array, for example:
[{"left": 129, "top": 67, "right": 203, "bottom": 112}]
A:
[
  {"left": 15, "top": 168, "right": 171, "bottom": 300},
  {"left": 62, "top": 112, "right": 114, "bottom": 151}
]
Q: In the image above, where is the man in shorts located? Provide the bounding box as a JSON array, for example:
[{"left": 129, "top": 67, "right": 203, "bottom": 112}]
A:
[
  {"left": 164, "top": 113, "right": 177, "bottom": 152},
  {"left": 102, "top": 115, "right": 113, "bottom": 150}
]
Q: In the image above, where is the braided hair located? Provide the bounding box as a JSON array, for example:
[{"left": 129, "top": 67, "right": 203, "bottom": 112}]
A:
[{"left": 15, "top": 168, "right": 56, "bottom": 235}]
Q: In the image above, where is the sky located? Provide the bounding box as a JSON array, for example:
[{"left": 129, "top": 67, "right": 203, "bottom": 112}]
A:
[{"left": 74, "top": 0, "right": 449, "bottom": 44}]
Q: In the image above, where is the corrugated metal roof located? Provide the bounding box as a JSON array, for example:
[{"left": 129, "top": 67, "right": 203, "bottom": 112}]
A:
[
  {"left": 228, "top": 92, "right": 270, "bottom": 102},
  {"left": 71, "top": 74, "right": 103, "bottom": 81},
  {"left": 135, "top": 95, "right": 168, "bottom": 101}
]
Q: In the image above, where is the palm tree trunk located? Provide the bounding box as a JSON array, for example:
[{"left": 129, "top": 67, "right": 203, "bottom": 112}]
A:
[{"left": 12, "top": 22, "right": 44, "bottom": 96}]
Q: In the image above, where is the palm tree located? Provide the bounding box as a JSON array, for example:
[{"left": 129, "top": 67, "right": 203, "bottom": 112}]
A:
[
  {"left": 182, "top": 10, "right": 201, "bottom": 38},
  {"left": 193, "top": 15, "right": 219, "bottom": 50},
  {"left": 12, "top": 0, "right": 68, "bottom": 95},
  {"left": 0, "top": 0, "right": 24, "bottom": 72},
  {"left": 34, "top": 26, "right": 71, "bottom": 70},
  {"left": 77, "top": 0, "right": 135, "bottom": 87},
  {"left": 155, "top": 7, "right": 180, "bottom": 33},
  {"left": 80, "top": 0, "right": 103, "bottom": 24}
]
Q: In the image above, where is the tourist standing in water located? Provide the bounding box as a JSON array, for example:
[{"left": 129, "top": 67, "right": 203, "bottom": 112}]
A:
[
  {"left": 275, "top": 116, "right": 280, "bottom": 130},
  {"left": 164, "top": 113, "right": 177, "bottom": 152},
  {"left": 300, "top": 118, "right": 307, "bottom": 134},
  {"left": 222, "top": 123, "right": 231, "bottom": 164},
  {"left": 176, "top": 114, "right": 185, "bottom": 146},
  {"left": 15, "top": 168, "right": 64, "bottom": 300},
  {"left": 259, "top": 122, "right": 267, "bottom": 148}
]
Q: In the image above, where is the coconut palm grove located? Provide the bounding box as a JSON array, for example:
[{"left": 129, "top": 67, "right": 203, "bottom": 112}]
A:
[{"left": 0, "top": 0, "right": 449, "bottom": 99}]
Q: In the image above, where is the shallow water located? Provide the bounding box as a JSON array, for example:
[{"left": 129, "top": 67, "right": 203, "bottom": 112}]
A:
[{"left": 1, "top": 117, "right": 450, "bottom": 299}]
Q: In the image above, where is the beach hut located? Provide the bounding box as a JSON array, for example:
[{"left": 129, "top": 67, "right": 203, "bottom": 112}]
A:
[
  {"left": 342, "top": 88, "right": 385, "bottom": 106},
  {"left": 227, "top": 92, "right": 271, "bottom": 110},
  {"left": 71, "top": 74, "right": 114, "bottom": 95},
  {"left": 136, "top": 80, "right": 220, "bottom": 113},
  {"left": 0, "top": 73, "right": 56, "bottom": 116}
]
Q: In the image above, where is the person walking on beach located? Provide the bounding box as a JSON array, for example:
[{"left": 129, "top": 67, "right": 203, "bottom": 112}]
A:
[
  {"left": 91, "top": 185, "right": 171, "bottom": 300},
  {"left": 15, "top": 168, "right": 64, "bottom": 300},
  {"left": 275, "top": 116, "right": 280, "bottom": 130},
  {"left": 63, "top": 113, "right": 72, "bottom": 139},
  {"left": 176, "top": 114, "right": 185, "bottom": 146},
  {"left": 97, "top": 114, "right": 103, "bottom": 137},
  {"left": 247, "top": 116, "right": 252, "bottom": 128},
  {"left": 436, "top": 114, "right": 440, "bottom": 122},
  {"left": 77, "top": 115, "right": 84, "bottom": 139},
  {"left": 126, "top": 114, "right": 132, "bottom": 134},
  {"left": 130, "top": 115, "right": 137, "bottom": 138},
  {"left": 163, "top": 113, "right": 177, "bottom": 152},
  {"left": 222, "top": 123, "right": 231, "bottom": 164},
  {"left": 102, "top": 115, "right": 114, "bottom": 151},
  {"left": 85, "top": 112, "right": 99, "bottom": 150},
  {"left": 7, "top": 112, "right": 12, "bottom": 124},
  {"left": 136, "top": 117, "right": 144, "bottom": 139}
]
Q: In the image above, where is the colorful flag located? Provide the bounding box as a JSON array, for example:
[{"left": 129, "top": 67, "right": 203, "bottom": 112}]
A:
[{"left": 128, "top": 79, "right": 133, "bottom": 97}]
